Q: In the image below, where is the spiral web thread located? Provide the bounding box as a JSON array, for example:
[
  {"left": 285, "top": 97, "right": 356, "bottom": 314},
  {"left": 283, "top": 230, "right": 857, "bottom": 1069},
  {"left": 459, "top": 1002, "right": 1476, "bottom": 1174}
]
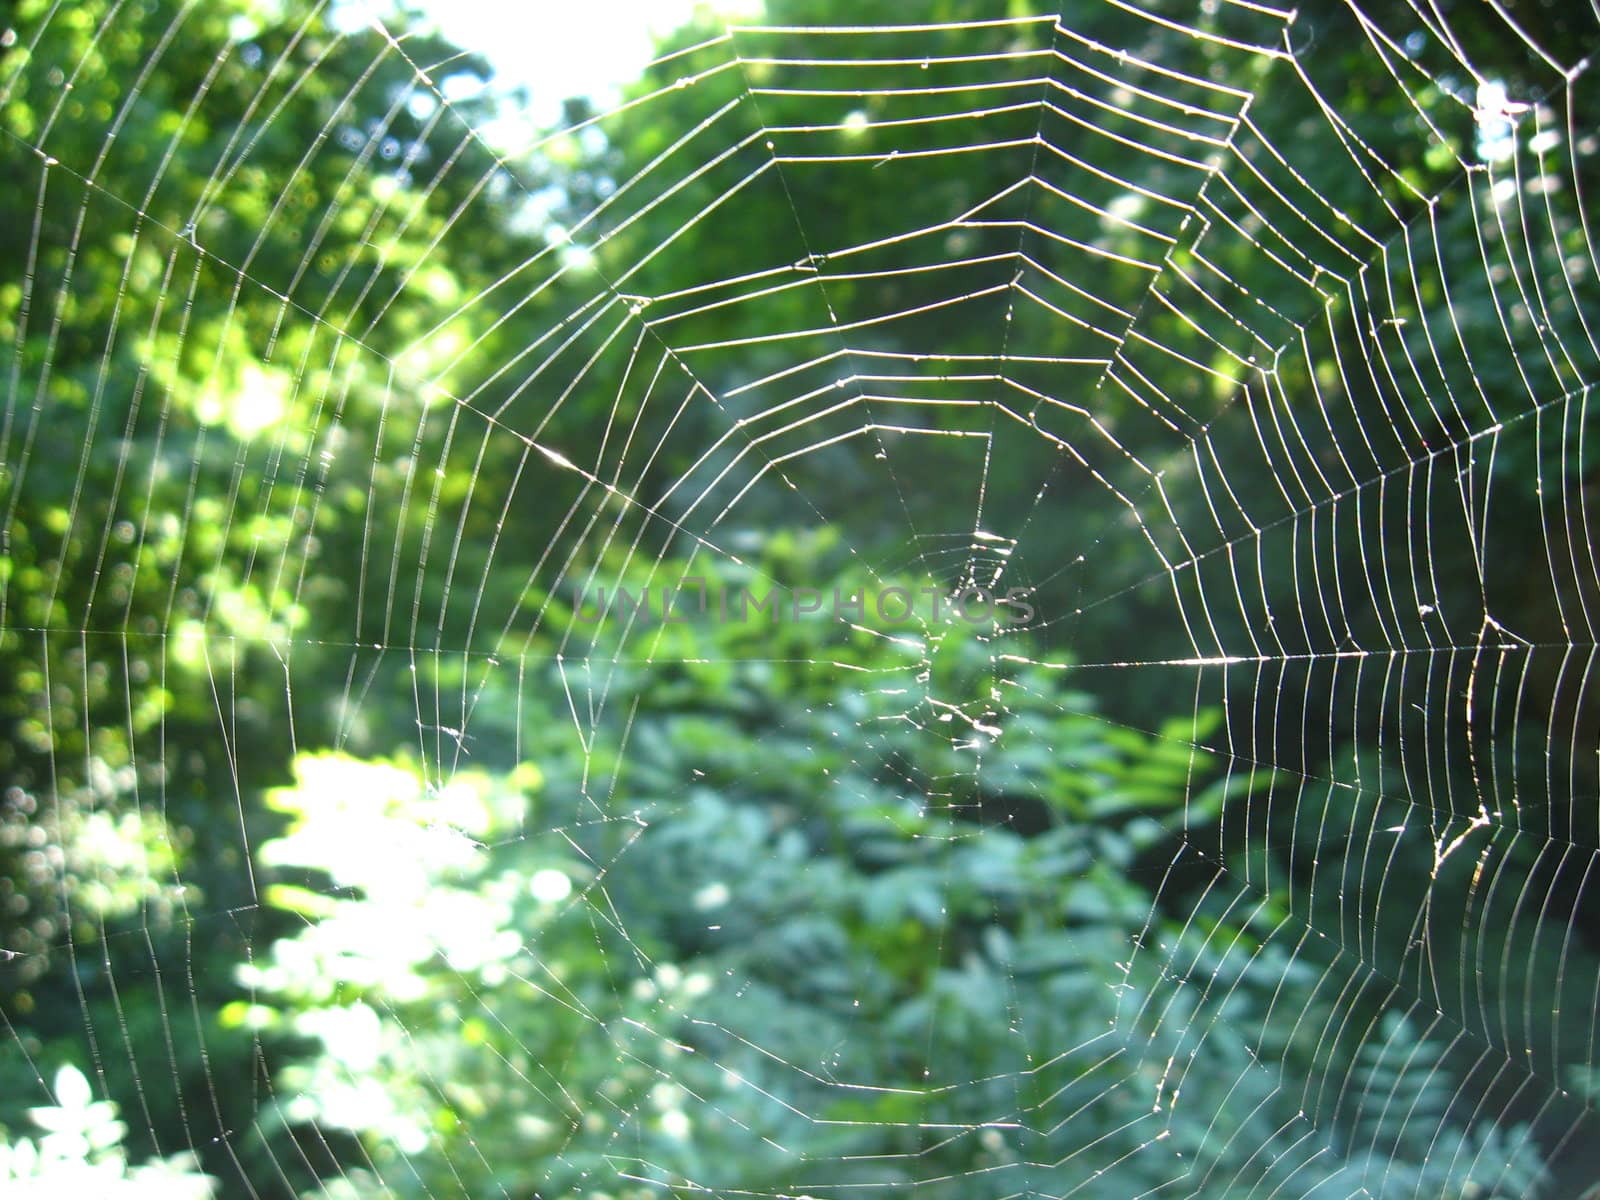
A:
[{"left": 3, "top": 0, "right": 1600, "bottom": 1196}]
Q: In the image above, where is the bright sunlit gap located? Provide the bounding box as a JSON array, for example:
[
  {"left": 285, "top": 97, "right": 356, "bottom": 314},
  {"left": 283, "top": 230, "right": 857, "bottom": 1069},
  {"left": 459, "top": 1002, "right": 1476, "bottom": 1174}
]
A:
[{"left": 340, "top": 0, "right": 759, "bottom": 126}]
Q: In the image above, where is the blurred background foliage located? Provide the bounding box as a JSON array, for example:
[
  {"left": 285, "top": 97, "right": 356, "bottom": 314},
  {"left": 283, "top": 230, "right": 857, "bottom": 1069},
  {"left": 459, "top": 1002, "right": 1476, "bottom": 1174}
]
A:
[{"left": 0, "top": 0, "right": 1597, "bottom": 1195}]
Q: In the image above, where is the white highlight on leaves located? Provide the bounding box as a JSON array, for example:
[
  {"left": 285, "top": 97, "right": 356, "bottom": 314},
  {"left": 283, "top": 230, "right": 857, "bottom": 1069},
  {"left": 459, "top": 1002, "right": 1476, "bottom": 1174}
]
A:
[{"left": 528, "top": 868, "right": 573, "bottom": 903}]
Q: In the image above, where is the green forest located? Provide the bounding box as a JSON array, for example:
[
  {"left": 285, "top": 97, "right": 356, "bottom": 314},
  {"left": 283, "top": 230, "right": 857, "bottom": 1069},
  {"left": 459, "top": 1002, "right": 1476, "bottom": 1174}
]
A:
[{"left": 2, "top": 0, "right": 1599, "bottom": 1196}]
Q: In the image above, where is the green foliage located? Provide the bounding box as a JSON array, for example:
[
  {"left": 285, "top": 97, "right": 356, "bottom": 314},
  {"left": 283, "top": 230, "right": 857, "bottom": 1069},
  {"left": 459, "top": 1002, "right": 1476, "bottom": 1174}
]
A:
[
  {"left": 238, "top": 541, "right": 1537, "bottom": 1197},
  {"left": 2, "top": 0, "right": 1595, "bottom": 1195},
  {"left": 0, "top": 1063, "right": 215, "bottom": 1198}
]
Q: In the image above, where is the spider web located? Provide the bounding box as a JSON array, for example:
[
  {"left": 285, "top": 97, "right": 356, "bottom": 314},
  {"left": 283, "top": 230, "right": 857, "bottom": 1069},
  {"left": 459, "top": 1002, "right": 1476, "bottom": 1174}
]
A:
[{"left": 3, "top": 0, "right": 1600, "bottom": 1196}]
